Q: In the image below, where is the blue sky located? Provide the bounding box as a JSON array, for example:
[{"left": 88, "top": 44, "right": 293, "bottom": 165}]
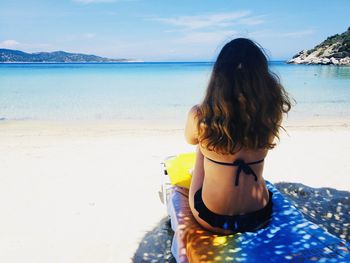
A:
[{"left": 0, "top": 0, "right": 349, "bottom": 61}]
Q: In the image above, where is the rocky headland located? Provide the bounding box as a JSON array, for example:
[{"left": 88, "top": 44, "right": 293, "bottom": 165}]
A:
[{"left": 288, "top": 27, "right": 350, "bottom": 65}]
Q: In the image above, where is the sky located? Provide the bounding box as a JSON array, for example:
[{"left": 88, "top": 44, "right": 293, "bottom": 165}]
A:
[{"left": 0, "top": 0, "right": 349, "bottom": 61}]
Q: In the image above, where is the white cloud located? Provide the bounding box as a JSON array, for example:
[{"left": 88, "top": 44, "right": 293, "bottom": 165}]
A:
[
  {"left": 282, "top": 30, "right": 315, "bottom": 38},
  {"left": 149, "top": 11, "right": 264, "bottom": 45},
  {"left": 83, "top": 33, "right": 96, "bottom": 39},
  {"left": 177, "top": 30, "right": 240, "bottom": 44},
  {"left": 73, "top": 0, "right": 116, "bottom": 4},
  {"left": 248, "top": 29, "right": 315, "bottom": 39},
  {"left": 150, "top": 11, "right": 264, "bottom": 30},
  {"left": 27, "top": 43, "right": 55, "bottom": 50},
  {"left": 239, "top": 16, "right": 265, "bottom": 26},
  {"left": 0, "top": 40, "right": 56, "bottom": 52},
  {"left": 0, "top": 39, "right": 20, "bottom": 48}
]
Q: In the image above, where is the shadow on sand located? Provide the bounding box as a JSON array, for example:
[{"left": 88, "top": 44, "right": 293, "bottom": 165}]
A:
[
  {"left": 132, "top": 217, "right": 175, "bottom": 263},
  {"left": 275, "top": 182, "right": 349, "bottom": 242},
  {"left": 132, "top": 183, "right": 349, "bottom": 262}
]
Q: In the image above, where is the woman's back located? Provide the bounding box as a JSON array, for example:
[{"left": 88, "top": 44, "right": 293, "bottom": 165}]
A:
[
  {"left": 200, "top": 146, "right": 270, "bottom": 216},
  {"left": 187, "top": 109, "right": 272, "bottom": 235},
  {"left": 186, "top": 38, "right": 291, "bottom": 235}
]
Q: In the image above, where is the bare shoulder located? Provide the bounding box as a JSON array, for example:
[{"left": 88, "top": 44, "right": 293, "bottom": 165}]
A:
[{"left": 185, "top": 105, "right": 200, "bottom": 145}]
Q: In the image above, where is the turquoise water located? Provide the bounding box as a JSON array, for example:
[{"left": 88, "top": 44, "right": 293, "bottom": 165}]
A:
[{"left": 0, "top": 62, "right": 350, "bottom": 123}]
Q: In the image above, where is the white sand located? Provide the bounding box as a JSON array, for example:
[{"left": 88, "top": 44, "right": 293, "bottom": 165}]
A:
[{"left": 0, "top": 120, "right": 349, "bottom": 262}]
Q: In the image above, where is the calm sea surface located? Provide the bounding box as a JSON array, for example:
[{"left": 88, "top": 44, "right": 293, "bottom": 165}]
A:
[{"left": 0, "top": 62, "right": 350, "bottom": 124}]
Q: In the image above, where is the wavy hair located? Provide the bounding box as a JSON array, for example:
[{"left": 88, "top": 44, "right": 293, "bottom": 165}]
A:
[{"left": 196, "top": 38, "right": 291, "bottom": 154}]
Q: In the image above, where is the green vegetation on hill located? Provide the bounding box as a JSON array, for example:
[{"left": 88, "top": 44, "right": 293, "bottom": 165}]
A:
[
  {"left": 310, "top": 27, "right": 350, "bottom": 57},
  {"left": 0, "top": 49, "right": 129, "bottom": 63}
]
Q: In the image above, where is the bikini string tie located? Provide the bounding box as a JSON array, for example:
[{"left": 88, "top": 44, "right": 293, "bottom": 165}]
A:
[{"left": 232, "top": 159, "right": 260, "bottom": 186}]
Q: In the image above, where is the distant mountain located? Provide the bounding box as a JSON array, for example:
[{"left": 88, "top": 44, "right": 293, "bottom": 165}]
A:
[
  {"left": 0, "top": 49, "right": 130, "bottom": 63},
  {"left": 288, "top": 27, "right": 350, "bottom": 65}
]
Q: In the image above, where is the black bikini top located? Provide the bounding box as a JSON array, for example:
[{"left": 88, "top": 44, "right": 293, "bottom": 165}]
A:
[{"left": 205, "top": 157, "right": 264, "bottom": 186}]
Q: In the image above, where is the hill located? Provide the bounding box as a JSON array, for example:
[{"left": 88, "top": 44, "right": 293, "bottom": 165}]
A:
[
  {"left": 288, "top": 27, "right": 350, "bottom": 65},
  {"left": 0, "top": 49, "right": 130, "bottom": 63}
]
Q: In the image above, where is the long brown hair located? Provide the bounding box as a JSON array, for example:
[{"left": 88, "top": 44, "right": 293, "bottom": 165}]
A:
[{"left": 197, "top": 38, "right": 291, "bottom": 154}]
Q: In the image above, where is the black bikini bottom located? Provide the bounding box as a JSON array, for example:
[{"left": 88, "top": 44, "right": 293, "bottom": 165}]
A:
[{"left": 194, "top": 188, "right": 273, "bottom": 233}]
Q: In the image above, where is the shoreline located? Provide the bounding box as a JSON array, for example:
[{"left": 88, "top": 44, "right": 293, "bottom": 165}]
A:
[
  {"left": 1, "top": 118, "right": 350, "bottom": 191},
  {"left": 1, "top": 115, "right": 350, "bottom": 130}
]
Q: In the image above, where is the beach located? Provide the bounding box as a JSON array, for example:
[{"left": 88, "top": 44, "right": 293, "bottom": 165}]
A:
[
  {"left": 2, "top": 0, "right": 350, "bottom": 261},
  {"left": 0, "top": 118, "right": 349, "bottom": 262},
  {"left": 0, "top": 62, "right": 349, "bottom": 262}
]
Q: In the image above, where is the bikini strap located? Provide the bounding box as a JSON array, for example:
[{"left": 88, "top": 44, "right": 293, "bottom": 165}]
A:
[{"left": 206, "top": 157, "right": 264, "bottom": 186}]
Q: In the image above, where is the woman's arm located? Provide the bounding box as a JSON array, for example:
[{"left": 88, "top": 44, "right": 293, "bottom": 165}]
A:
[
  {"left": 189, "top": 146, "right": 205, "bottom": 204},
  {"left": 185, "top": 105, "right": 199, "bottom": 145}
]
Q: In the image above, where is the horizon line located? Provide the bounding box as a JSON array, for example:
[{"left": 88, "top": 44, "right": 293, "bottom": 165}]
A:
[{"left": 0, "top": 60, "right": 288, "bottom": 64}]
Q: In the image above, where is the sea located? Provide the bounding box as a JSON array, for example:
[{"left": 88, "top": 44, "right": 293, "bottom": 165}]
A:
[{"left": 0, "top": 62, "right": 350, "bottom": 125}]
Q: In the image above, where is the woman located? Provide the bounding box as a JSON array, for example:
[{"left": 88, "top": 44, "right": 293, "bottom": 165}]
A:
[{"left": 185, "top": 38, "right": 291, "bottom": 235}]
